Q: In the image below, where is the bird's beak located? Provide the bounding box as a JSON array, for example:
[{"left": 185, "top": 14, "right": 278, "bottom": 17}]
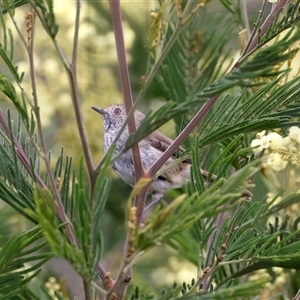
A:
[{"left": 91, "top": 106, "right": 107, "bottom": 116}]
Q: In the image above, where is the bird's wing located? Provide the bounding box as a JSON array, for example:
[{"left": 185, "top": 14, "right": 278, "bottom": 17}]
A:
[
  {"left": 144, "top": 130, "right": 192, "bottom": 164},
  {"left": 144, "top": 130, "right": 215, "bottom": 181},
  {"left": 143, "top": 127, "right": 252, "bottom": 200}
]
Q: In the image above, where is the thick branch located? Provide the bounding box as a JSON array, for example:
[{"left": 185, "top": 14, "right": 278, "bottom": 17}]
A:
[
  {"left": 108, "top": 0, "right": 143, "bottom": 189},
  {"left": 108, "top": 1, "right": 144, "bottom": 297}
]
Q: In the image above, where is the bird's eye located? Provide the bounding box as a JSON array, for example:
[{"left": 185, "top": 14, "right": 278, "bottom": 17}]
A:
[{"left": 114, "top": 108, "right": 121, "bottom": 115}]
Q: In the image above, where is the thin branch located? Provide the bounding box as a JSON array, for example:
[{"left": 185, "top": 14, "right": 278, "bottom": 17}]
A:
[
  {"left": 189, "top": 258, "right": 253, "bottom": 294},
  {"left": 26, "top": 10, "right": 77, "bottom": 245},
  {"left": 72, "top": 0, "right": 81, "bottom": 66},
  {"left": 6, "top": 9, "right": 34, "bottom": 109},
  {"left": 250, "top": 0, "right": 289, "bottom": 49},
  {"left": 293, "top": 289, "right": 300, "bottom": 300},
  {"left": 203, "top": 210, "right": 227, "bottom": 290},
  {"left": 6, "top": 7, "right": 28, "bottom": 50},
  {"left": 91, "top": 280, "right": 108, "bottom": 296},
  {"left": 108, "top": 0, "right": 151, "bottom": 224},
  {"left": 50, "top": 38, "right": 71, "bottom": 68},
  {"left": 66, "top": 66, "right": 95, "bottom": 185},
  {"left": 241, "top": 0, "right": 251, "bottom": 35},
  {"left": 108, "top": 249, "right": 143, "bottom": 299},
  {"left": 77, "top": 0, "right": 91, "bottom": 282},
  {"left": 28, "top": 0, "right": 94, "bottom": 190},
  {"left": 97, "top": 264, "right": 112, "bottom": 287},
  {"left": 146, "top": 95, "right": 219, "bottom": 177},
  {"left": 187, "top": 261, "right": 220, "bottom": 294},
  {"left": 66, "top": 0, "right": 95, "bottom": 190}
]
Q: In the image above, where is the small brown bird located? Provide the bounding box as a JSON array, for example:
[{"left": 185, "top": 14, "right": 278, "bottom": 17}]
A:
[{"left": 92, "top": 104, "right": 252, "bottom": 207}]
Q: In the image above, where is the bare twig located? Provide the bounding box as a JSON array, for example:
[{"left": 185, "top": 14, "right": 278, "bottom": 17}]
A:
[
  {"left": 5, "top": 9, "right": 34, "bottom": 109},
  {"left": 108, "top": 0, "right": 149, "bottom": 226},
  {"left": 107, "top": 251, "right": 139, "bottom": 299},
  {"left": 66, "top": 0, "right": 95, "bottom": 190},
  {"left": 146, "top": 95, "right": 219, "bottom": 177}
]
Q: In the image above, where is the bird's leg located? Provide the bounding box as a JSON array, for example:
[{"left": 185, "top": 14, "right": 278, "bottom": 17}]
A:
[{"left": 144, "top": 192, "right": 164, "bottom": 211}]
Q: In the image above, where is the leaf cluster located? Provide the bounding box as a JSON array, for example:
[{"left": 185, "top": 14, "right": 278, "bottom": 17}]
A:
[{"left": 0, "top": 226, "right": 52, "bottom": 300}]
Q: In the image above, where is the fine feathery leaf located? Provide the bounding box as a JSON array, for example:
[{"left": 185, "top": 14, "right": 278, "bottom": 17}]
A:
[
  {"left": 26, "top": 185, "right": 94, "bottom": 280},
  {"left": 0, "top": 78, "right": 34, "bottom": 134},
  {"left": 198, "top": 74, "right": 300, "bottom": 148},
  {"left": 0, "top": 226, "right": 52, "bottom": 300}
]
